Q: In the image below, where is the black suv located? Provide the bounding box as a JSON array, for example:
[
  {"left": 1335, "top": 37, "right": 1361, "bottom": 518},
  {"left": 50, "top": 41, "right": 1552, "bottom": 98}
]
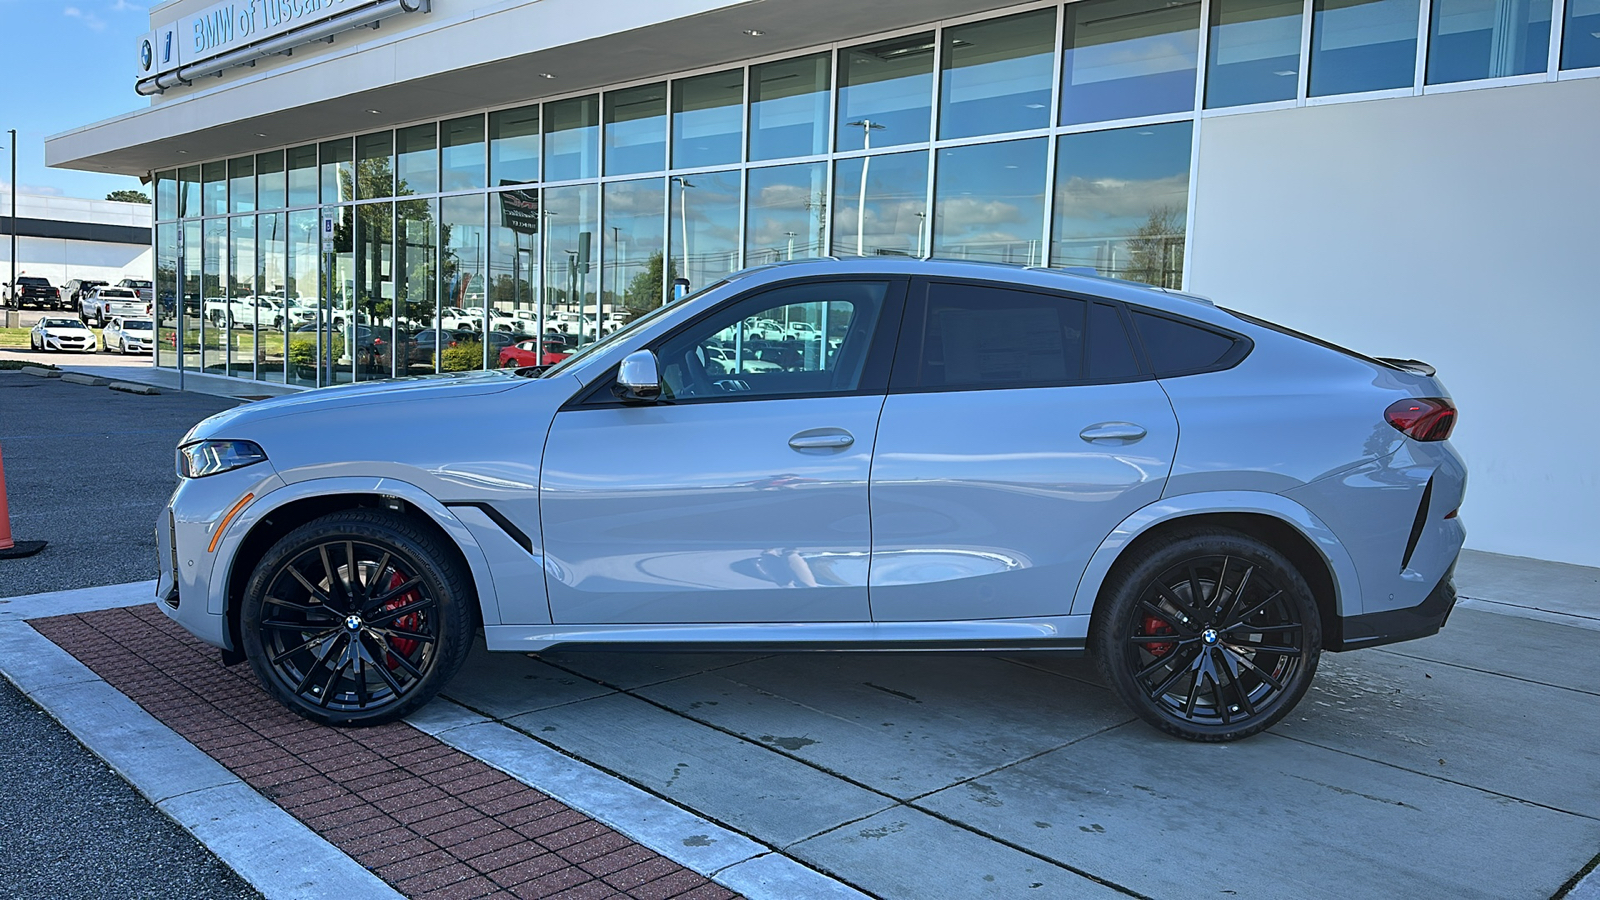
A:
[{"left": 9, "top": 277, "right": 62, "bottom": 310}]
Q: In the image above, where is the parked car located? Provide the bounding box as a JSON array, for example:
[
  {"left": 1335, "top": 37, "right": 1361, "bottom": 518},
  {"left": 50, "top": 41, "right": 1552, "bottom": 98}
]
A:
[
  {"left": 102, "top": 316, "right": 155, "bottom": 354},
  {"left": 10, "top": 276, "right": 63, "bottom": 310},
  {"left": 498, "top": 338, "right": 571, "bottom": 368},
  {"left": 29, "top": 316, "right": 97, "bottom": 352},
  {"left": 405, "top": 328, "right": 477, "bottom": 366},
  {"left": 62, "top": 279, "right": 110, "bottom": 308},
  {"left": 158, "top": 259, "right": 1465, "bottom": 742},
  {"left": 117, "top": 278, "right": 156, "bottom": 307},
  {"left": 82, "top": 286, "right": 147, "bottom": 327}
]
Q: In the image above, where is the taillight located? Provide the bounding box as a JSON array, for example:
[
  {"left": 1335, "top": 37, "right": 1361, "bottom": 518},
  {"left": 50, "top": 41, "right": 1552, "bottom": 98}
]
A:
[{"left": 1385, "top": 398, "right": 1456, "bottom": 442}]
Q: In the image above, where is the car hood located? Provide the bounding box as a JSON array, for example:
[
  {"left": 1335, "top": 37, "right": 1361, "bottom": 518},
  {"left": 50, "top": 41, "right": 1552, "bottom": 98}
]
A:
[{"left": 183, "top": 370, "right": 533, "bottom": 443}]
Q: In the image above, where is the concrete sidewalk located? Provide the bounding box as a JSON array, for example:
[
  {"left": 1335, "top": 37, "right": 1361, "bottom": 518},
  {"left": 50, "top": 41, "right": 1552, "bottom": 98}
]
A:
[{"left": 3, "top": 552, "right": 1596, "bottom": 899}]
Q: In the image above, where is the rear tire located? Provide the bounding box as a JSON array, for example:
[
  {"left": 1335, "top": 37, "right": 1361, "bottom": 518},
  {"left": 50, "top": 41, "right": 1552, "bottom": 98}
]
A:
[
  {"left": 240, "top": 509, "right": 476, "bottom": 726},
  {"left": 1092, "top": 527, "right": 1321, "bottom": 742}
]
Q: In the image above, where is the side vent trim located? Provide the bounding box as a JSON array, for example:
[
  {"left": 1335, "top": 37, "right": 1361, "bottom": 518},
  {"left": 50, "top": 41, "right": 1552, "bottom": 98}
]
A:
[
  {"left": 445, "top": 502, "right": 535, "bottom": 555},
  {"left": 1400, "top": 477, "right": 1433, "bottom": 572}
]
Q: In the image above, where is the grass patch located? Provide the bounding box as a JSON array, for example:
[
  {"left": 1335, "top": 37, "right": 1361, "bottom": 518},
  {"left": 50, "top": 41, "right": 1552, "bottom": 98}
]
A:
[
  {"left": 0, "top": 328, "right": 29, "bottom": 348},
  {"left": 0, "top": 359, "right": 60, "bottom": 371}
]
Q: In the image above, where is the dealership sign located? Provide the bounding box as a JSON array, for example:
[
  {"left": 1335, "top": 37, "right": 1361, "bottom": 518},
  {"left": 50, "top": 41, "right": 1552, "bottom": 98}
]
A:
[{"left": 138, "top": 0, "right": 362, "bottom": 79}]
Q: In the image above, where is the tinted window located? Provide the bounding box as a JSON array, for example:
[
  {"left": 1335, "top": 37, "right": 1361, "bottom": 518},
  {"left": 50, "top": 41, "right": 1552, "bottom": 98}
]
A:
[
  {"left": 1089, "top": 302, "right": 1142, "bottom": 379},
  {"left": 654, "top": 281, "right": 889, "bottom": 401},
  {"left": 1132, "top": 310, "right": 1237, "bottom": 374},
  {"left": 901, "top": 282, "right": 1089, "bottom": 390}
]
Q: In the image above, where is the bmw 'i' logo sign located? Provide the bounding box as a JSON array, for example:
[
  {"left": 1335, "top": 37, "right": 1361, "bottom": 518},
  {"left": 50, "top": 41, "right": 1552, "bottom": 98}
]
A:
[{"left": 140, "top": 39, "right": 153, "bottom": 72}]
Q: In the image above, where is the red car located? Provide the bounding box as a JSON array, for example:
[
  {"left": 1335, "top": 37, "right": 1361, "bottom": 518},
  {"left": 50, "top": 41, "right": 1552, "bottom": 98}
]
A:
[{"left": 499, "top": 339, "right": 570, "bottom": 369}]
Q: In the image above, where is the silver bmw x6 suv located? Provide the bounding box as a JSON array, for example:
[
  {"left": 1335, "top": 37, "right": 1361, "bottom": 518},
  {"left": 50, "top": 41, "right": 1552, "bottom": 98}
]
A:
[{"left": 158, "top": 259, "right": 1465, "bottom": 741}]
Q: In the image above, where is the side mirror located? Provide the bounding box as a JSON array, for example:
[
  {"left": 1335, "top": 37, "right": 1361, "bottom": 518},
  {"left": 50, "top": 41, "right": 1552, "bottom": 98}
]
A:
[{"left": 615, "top": 350, "right": 661, "bottom": 402}]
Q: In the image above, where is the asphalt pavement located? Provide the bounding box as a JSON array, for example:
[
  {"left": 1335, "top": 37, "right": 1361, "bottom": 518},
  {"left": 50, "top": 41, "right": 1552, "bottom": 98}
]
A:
[{"left": 0, "top": 370, "right": 257, "bottom": 899}]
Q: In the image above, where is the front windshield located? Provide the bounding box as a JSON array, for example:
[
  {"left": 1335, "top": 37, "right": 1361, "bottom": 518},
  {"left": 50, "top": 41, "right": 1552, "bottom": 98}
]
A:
[
  {"left": 42, "top": 318, "right": 81, "bottom": 328},
  {"left": 540, "top": 280, "right": 728, "bottom": 378},
  {"left": 123, "top": 320, "right": 153, "bottom": 331}
]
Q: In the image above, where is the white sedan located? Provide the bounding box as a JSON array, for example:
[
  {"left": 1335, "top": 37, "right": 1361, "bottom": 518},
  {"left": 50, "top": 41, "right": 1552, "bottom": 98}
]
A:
[
  {"left": 29, "top": 317, "right": 98, "bottom": 353},
  {"left": 103, "top": 316, "right": 155, "bottom": 354}
]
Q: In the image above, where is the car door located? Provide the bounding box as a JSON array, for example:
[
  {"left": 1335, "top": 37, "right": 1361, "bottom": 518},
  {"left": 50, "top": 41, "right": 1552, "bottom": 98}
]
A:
[
  {"left": 538, "top": 278, "right": 907, "bottom": 625},
  {"left": 868, "top": 278, "right": 1179, "bottom": 622}
]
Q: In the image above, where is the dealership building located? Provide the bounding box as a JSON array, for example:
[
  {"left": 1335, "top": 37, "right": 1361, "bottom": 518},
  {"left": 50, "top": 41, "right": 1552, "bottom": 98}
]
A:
[
  {"left": 45, "top": 0, "right": 1600, "bottom": 567},
  {"left": 1, "top": 191, "right": 153, "bottom": 292}
]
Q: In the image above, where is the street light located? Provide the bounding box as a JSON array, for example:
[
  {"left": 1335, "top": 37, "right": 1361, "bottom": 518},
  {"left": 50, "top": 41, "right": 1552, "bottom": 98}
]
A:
[
  {"left": 3, "top": 129, "right": 14, "bottom": 317},
  {"left": 671, "top": 175, "right": 695, "bottom": 291},
  {"left": 845, "top": 120, "right": 885, "bottom": 257}
]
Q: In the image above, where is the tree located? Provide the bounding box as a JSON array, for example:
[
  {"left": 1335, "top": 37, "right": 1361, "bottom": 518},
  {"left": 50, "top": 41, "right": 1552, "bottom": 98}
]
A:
[
  {"left": 1125, "top": 205, "right": 1185, "bottom": 289},
  {"left": 106, "top": 190, "right": 151, "bottom": 204},
  {"left": 623, "top": 251, "right": 678, "bottom": 315}
]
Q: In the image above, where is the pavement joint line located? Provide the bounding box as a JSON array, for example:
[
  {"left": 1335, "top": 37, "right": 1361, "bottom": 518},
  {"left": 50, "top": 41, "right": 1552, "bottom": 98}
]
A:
[
  {"left": 1558, "top": 850, "right": 1600, "bottom": 900},
  {"left": 1456, "top": 596, "right": 1600, "bottom": 631},
  {"left": 1374, "top": 645, "right": 1600, "bottom": 699},
  {"left": 416, "top": 697, "right": 869, "bottom": 899},
  {"left": 0, "top": 585, "right": 403, "bottom": 900},
  {"left": 1274, "top": 730, "right": 1600, "bottom": 823}
]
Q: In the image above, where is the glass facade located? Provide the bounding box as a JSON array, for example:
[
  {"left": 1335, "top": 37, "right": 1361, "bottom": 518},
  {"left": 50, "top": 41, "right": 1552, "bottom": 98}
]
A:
[
  {"left": 1427, "top": 0, "right": 1551, "bottom": 83},
  {"left": 1310, "top": 0, "right": 1419, "bottom": 95},
  {"left": 149, "top": 0, "right": 1586, "bottom": 387}
]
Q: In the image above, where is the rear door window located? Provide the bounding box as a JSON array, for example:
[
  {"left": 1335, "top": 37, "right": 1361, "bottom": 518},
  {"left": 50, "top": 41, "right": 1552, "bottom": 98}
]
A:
[{"left": 891, "top": 281, "right": 1148, "bottom": 391}]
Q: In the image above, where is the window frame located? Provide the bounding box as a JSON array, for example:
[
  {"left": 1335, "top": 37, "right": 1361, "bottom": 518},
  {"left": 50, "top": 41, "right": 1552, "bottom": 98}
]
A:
[
  {"left": 1125, "top": 302, "right": 1254, "bottom": 377},
  {"left": 888, "top": 277, "right": 1161, "bottom": 394},
  {"left": 568, "top": 275, "right": 910, "bottom": 409}
]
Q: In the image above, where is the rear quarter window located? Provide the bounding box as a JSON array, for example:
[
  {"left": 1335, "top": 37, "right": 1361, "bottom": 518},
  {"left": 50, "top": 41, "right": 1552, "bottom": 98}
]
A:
[{"left": 1131, "top": 310, "right": 1247, "bottom": 376}]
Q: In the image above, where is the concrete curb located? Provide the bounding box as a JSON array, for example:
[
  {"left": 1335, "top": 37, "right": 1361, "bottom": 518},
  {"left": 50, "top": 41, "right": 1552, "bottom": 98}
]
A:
[
  {"left": 19, "top": 365, "right": 61, "bottom": 378},
  {"left": 61, "top": 372, "right": 108, "bottom": 386},
  {"left": 109, "top": 381, "right": 161, "bottom": 395},
  {"left": 0, "top": 583, "right": 401, "bottom": 900},
  {"left": 408, "top": 700, "right": 869, "bottom": 899}
]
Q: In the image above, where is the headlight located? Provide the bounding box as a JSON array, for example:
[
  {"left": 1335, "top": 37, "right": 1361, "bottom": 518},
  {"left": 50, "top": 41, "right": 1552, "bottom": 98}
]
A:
[{"left": 178, "top": 440, "right": 268, "bottom": 478}]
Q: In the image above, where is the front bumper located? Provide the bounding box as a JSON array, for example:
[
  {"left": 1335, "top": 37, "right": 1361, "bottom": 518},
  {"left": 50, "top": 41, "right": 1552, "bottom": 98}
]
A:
[
  {"left": 1327, "top": 563, "right": 1457, "bottom": 651},
  {"left": 44, "top": 335, "right": 97, "bottom": 352}
]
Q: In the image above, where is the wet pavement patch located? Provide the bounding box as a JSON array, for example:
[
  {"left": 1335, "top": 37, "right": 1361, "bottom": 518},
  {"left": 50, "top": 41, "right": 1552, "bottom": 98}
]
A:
[{"left": 29, "top": 604, "right": 741, "bottom": 900}]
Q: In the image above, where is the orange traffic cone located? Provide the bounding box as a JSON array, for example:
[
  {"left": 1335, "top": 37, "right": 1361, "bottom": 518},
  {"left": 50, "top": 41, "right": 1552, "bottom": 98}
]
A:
[{"left": 0, "top": 443, "right": 48, "bottom": 559}]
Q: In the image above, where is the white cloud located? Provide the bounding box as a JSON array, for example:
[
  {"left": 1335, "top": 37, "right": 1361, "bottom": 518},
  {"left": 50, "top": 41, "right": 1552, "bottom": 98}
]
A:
[
  {"left": 64, "top": 6, "right": 108, "bottom": 31},
  {"left": 0, "top": 180, "right": 66, "bottom": 197},
  {"left": 1053, "top": 174, "right": 1190, "bottom": 234},
  {"left": 111, "top": 0, "right": 141, "bottom": 11}
]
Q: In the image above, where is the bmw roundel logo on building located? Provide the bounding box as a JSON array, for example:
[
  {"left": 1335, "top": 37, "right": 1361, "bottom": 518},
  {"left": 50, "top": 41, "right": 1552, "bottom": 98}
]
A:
[{"left": 140, "top": 39, "right": 153, "bottom": 72}]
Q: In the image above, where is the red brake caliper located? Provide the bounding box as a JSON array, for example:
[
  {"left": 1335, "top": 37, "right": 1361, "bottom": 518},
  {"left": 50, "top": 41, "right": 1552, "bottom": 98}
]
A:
[
  {"left": 1140, "top": 615, "right": 1176, "bottom": 657},
  {"left": 380, "top": 571, "right": 422, "bottom": 671}
]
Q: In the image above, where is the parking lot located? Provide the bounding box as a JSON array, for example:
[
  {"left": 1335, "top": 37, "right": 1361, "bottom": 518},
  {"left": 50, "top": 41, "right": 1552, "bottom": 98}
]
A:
[{"left": 1, "top": 368, "right": 1597, "bottom": 899}]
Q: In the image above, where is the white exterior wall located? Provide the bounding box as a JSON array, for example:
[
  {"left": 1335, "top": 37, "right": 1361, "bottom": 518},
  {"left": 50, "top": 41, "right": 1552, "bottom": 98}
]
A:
[
  {"left": 1187, "top": 77, "right": 1600, "bottom": 568},
  {"left": 1, "top": 191, "right": 153, "bottom": 286}
]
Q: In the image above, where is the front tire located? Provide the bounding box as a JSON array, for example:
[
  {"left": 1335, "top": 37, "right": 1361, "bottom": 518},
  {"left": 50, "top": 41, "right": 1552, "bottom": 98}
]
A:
[
  {"left": 1092, "top": 528, "right": 1321, "bottom": 742},
  {"left": 240, "top": 509, "right": 476, "bottom": 726}
]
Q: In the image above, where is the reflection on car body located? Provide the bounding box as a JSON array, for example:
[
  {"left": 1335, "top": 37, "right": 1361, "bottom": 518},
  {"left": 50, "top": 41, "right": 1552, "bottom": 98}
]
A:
[{"left": 157, "top": 258, "right": 1466, "bottom": 743}]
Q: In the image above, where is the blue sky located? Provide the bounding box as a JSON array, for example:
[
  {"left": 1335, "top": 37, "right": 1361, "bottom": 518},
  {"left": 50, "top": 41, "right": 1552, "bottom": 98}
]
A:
[{"left": 0, "top": 0, "right": 152, "bottom": 200}]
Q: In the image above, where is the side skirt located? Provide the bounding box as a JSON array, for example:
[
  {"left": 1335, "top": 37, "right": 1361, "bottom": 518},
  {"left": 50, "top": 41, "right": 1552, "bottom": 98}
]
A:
[{"left": 484, "top": 615, "right": 1093, "bottom": 654}]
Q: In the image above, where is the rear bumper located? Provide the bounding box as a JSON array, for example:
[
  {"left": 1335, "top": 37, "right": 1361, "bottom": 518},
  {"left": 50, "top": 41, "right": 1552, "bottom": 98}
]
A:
[{"left": 1327, "top": 563, "right": 1456, "bottom": 652}]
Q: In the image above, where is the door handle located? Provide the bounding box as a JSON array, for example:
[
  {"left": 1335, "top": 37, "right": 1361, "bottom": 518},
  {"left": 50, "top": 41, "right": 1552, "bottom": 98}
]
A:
[
  {"left": 1080, "top": 422, "right": 1147, "bottom": 443},
  {"left": 789, "top": 430, "right": 855, "bottom": 450}
]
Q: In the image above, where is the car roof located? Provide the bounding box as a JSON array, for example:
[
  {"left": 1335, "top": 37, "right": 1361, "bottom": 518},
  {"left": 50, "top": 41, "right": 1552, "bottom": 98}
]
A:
[{"left": 719, "top": 258, "right": 1240, "bottom": 328}]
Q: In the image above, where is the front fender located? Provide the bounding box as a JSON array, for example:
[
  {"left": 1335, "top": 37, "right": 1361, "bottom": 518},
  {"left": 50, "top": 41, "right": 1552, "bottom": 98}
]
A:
[
  {"left": 1067, "top": 491, "right": 1363, "bottom": 619},
  {"left": 208, "top": 476, "right": 503, "bottom": 629}
]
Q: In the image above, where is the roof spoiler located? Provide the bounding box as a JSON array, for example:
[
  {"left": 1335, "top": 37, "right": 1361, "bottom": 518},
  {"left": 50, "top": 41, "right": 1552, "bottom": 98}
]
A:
[{"left": 1378, "top": 358, "right": 1437, "bottom": 377}]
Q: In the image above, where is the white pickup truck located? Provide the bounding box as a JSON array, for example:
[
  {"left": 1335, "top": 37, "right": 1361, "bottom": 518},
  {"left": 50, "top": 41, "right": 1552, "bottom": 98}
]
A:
[{"left": 82, "top": 286, "right": 147, "bottom": 326}]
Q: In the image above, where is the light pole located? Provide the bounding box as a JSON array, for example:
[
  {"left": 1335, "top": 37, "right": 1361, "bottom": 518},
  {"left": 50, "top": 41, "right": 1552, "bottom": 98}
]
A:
[
  {"left": 5, "top": 129, "right": 15, "bottom": 317},
  {"left": 672, "top": 176, "right": 695, "bottom": 289},
  {"left": 783, "top": 231, "right": 797, "bottom": 261},
  {"left": 846, "top": 120, "right": 885, "bottom": 257}
]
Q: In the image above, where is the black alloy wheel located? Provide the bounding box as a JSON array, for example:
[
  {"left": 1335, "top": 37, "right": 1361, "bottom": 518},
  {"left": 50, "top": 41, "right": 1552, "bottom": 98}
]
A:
[
  {"left": 1093, "top": 528, "right": 1321, "bottom": 742},
  {"left": 241, "top": 510, "right": 475, "bottom": 726}
]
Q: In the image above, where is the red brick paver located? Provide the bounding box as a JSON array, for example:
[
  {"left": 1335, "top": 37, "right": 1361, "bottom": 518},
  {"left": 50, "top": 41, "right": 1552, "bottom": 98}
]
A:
[{"left": 31, "top": 605, "right": 739, "bottom": 900}]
